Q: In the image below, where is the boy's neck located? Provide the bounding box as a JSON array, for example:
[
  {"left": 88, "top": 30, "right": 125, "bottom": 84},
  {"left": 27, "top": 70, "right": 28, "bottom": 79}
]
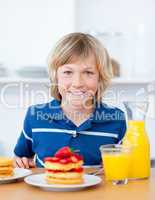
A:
[{"left": 60, "top": 101, "right": 94, "bottom": 127}]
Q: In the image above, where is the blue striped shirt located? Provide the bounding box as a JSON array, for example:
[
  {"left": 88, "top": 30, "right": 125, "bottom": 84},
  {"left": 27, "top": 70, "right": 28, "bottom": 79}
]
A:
[{"left": 14, "top": 98, "right": 126, "bottom": 167}]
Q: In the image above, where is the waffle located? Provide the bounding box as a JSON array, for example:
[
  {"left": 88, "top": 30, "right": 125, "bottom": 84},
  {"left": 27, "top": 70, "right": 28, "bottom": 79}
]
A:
[
  {"left": 0, "top": 157, "right": 14, "bottom": 178},
  {"left": 44, "top": 146, "right": 84, "bottom": 184},
  {"left": 44, "top": 160, "right": 83, "bottom": 171}
]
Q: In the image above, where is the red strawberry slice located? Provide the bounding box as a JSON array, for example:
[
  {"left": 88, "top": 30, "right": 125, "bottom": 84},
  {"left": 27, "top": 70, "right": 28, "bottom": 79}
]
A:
[
  {"left": 47, "top": 169, "right": 62, "bottom": 173},
  {"left": 73, "top": 168, "right": 84, "bottom": 173},
  {"left": 44, "top": 157, "right": 60, "bottom": 163},
  {"left": 59, "top": 157, "right": 71, "bottom": 164},
  {"left": 70, "top": 155, "right": 79, "bottom": 163},
  {"left": 72, "top": 153, "right": 83, "bottom": 161},
  {"left": 44, "top": 157, "right": 53, "bottom": 162},
  {"left": 55, "top": 146, "right": 73, "bottom": 158}
]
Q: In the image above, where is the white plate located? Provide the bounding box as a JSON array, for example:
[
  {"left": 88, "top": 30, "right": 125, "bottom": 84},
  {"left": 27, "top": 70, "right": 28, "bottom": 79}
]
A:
[
  {"left": 24, "top": 173, "right": 102, "bottom": 192},
  {"left": 83, "top": 165, "right": 102, "bottom": 169},
  {"left": 0, "top": 168, "right": 32, "bottom": 184}
]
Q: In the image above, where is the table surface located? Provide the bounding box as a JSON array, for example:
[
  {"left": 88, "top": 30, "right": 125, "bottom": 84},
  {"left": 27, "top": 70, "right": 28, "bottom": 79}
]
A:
[{"left": 0, "top": 168, "right": 155, "bottom": 200}]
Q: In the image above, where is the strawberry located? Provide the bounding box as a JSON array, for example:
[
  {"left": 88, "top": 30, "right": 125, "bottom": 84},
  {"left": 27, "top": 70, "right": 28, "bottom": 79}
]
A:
[
  {"left": 55, "top": 146, "right": 73, "bottom": 158},
  {"left": 73, "top": 168, "right": 84, "bottom": 173},
  {"left": 70, "top": 155, "right": 79, "bottom": 163},
  {"left": 72, "top": 153, "right": 83, "bottom": 161},
  {"left": 44, "top": 157, "right": 60, "bottom": 163},
  {"left": 59, "top": 157, "right": 71, "bottom": 164},
  {"left": 44, "top": 157, "right": 53, "bottom": 162},
  {"left": 47, "top": 169, "right": 61, "bottom": 173}
]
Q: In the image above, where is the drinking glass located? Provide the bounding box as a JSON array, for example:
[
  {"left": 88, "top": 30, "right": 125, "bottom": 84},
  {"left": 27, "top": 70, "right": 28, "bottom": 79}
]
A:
[{"left": 100, "top": 144, "right": 131, "bottom": 185}]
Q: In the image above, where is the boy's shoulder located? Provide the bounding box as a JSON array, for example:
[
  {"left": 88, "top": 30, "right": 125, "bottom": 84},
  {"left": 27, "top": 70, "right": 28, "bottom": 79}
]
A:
[
  {"left": 26, "top": 98, "right": 60, "bottom": 117},
  {"left": 97, "top": 102, "right": 124, "bottom": 114},
  {"left": 93, "top": 102, "right": 125, "bottom": 123}
]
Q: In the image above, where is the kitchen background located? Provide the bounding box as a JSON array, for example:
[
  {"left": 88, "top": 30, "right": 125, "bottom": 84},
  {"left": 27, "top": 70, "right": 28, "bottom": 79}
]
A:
[{"left": 0, "top": 0, "right": 155, "bottom": 159}]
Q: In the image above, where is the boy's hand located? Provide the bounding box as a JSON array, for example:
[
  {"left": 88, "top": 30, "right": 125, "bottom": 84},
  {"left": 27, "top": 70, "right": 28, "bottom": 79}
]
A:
[{"left": 14, "top": 156, "right": 35, "bottom": 168}]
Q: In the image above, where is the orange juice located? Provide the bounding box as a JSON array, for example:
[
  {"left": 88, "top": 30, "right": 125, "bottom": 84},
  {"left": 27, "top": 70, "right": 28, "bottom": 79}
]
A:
[
  {"left": 123, "top": 120, "right": 150, "bottom": 179},
  {"left": 102, "top": 152, "right": 131, "bottom": 181}
]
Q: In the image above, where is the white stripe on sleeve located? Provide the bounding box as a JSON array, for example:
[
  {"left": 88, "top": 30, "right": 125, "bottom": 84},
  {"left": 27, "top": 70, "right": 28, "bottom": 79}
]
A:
[
  {"left": 22, "top": 129, "right": 33, "bottom": 142},
  {"left": 36, "top": 154, "right": 45, "bottom": 167}
]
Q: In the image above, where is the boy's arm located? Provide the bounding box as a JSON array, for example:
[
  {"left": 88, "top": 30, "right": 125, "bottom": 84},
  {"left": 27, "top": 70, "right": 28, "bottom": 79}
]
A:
[
  {"left": 117, "top": 111, "right": 127, "bottom": 143},
  {"left": 14, "top": 107, "right": 35, "bottom": 168}
]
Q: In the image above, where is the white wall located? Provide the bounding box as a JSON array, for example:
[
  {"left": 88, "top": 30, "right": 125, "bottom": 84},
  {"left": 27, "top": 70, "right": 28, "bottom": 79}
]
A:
[
  {"left": 0, "top": 0, "right": 75, "bottom": 68},
  {"left": 1, "top": 0, "right": 155, "bottom": 78},
  {"left": 0, "top": 82, "right": 50, "bottom": 156},
  {"left": 76, "top": 0, "right": 154, "bottom": 31},
  {"left": 75, "top": 0, "right": 155, "bottom": 79}
]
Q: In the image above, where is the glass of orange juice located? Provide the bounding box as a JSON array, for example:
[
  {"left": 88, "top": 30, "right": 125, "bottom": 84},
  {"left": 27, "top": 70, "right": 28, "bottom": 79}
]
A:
[{"left": 100, "top": 144, "right": 131, "bottom": 185}]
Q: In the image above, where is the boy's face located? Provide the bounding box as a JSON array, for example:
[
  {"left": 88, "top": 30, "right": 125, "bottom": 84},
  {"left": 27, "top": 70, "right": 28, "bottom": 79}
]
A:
[{"left": 56, "top": 55, "right": 99, "bottom": 109}]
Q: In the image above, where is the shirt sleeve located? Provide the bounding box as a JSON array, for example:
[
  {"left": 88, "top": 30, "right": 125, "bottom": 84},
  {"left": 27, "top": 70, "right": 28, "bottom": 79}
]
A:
[
  {"left": 117, "top": 111, "right": 127, "bottom": 142},
  {"left": 14, "top": 107, "right": 34, "bottom": 157}
]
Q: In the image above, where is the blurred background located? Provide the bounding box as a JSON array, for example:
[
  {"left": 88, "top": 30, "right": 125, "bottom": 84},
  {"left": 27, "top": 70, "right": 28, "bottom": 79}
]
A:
[{"left": 0, "top": 0, "right": 155, "bottom": 159}]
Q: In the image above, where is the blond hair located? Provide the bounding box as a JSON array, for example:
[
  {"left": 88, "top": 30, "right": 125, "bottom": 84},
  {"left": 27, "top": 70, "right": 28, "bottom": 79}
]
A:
[{"left": 48, "top": 32, "right": 113, "bottom": 102}]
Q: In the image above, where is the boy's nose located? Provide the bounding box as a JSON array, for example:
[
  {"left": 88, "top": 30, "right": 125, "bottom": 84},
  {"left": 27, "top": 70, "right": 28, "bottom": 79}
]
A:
[{"left": 72, "top": 74, "right": 84, "bottom": 87}]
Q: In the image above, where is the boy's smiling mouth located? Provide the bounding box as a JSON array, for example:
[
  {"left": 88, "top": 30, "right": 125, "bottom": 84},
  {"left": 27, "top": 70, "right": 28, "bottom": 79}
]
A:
[{"left": 69, "top": 91, "right": 86, "bottom": 96}]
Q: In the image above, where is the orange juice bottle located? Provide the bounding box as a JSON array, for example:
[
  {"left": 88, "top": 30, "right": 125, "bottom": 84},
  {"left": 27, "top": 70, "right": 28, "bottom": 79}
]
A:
[{"left": 122, "top": 102, "right": 150, "bottom": 179}]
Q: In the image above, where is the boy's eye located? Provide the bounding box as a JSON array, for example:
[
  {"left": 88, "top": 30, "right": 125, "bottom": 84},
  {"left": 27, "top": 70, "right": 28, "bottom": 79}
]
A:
[
  {"left": 85, "top": 71, "right": 94, "bottom": 75},
  {"left": 63, "top": 71, "right": 72, "bottom": 75}
]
